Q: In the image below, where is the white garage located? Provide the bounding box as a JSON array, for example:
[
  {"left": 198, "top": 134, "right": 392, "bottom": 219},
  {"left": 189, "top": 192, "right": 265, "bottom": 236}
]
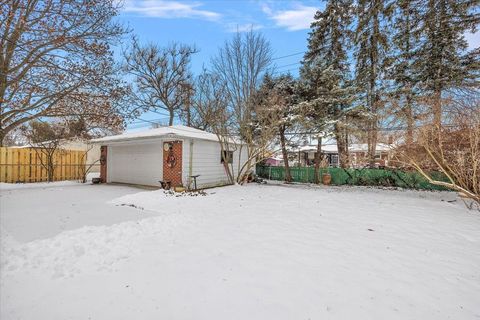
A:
[
  {"left": 92, "top": 125, "right": 250, "bottom": 189},
  {"left": 108, "top": 142, "right": 163, "bottom": 186}
]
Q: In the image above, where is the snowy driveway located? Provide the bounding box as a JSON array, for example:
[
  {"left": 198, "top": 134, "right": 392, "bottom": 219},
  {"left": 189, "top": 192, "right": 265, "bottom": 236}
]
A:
[
  {"left": 0, "top": 183, "right": 159, "bottom": 243},
  {"left": 1, "top": 183, "right": 480, "bottom": 320}
]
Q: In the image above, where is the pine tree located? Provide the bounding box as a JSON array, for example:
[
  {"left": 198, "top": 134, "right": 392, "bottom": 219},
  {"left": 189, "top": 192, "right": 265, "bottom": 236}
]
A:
[
  {"left": 257, "top": 74, "right": 298, "bottom": 182},
  {"left": 416, "top": 0, "right": 479, "bottom": 127},
  {"left": 301, "top": 0, "right": 355, "bottom": 169},
  {"left": 354, "top": 0, "right": 393, "bottom": 166},
  {"left": 390, "top": 0, "right": 423, "bottom": 145}
]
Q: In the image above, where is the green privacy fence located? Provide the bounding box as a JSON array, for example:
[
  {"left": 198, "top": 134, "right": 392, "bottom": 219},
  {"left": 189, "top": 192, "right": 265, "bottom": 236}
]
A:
[{"left": 256, "top": 165, "right": 451, "bottom": 191}]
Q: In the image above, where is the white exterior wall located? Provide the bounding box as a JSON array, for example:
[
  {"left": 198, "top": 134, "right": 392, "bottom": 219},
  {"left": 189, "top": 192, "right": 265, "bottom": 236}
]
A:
[
  {"left": 186, "top": 139, "right": 250, "bottom": 189},
  {"left": 60, "top": 140, "right": 101, "bottom": 173},
  {"left": 104, "top": 137, "right": 250, "bottom": 188}
]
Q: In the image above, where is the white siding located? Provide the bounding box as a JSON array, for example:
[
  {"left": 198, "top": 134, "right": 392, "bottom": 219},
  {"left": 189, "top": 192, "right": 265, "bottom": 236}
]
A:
[
  {"left": 186, "top": 139, "right": 250, "bottom": 189},
  {"left": 107, "top": 141, "right": 163, "bottom": 186},
  {"left": 104, "top": 138, "right": 250, "bottom": 188}
]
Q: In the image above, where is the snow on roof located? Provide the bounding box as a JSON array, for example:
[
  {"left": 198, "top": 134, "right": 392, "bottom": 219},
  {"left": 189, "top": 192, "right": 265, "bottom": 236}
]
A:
[
  {"left": 91, "top": 125, "right": 226, "bottom": 144},
  {"left": 348, "top": 143, "right": 392, "bottom": 152},
  {"left": 320, "top": 144, "right": 339, "bottom": 152},
  {"left": 291, "top": 143, "right": 393, "bottom": 153},
  {"left": 266, "top": 156, "right": 283, "bottom": 161},
  {"left": 294, "top": 144, "right": 339, "bottom": 153}
]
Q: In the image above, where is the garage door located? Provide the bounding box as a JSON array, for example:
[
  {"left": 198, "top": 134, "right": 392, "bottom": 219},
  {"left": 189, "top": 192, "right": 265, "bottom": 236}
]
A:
[{"left": 108, "top": 142, "right": 163, "bottom": 186}]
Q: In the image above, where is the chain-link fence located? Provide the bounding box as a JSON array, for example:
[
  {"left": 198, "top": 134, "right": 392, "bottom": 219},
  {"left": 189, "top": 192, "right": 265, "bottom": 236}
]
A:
[{"left": 256, "top": 165, "right": 450, "bottom": 191}]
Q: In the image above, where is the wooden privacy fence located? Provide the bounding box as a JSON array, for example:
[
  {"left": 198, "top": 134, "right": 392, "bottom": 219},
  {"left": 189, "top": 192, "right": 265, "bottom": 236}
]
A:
[{"left": 0, "top": 147, "right": 87, "bottom": 183}]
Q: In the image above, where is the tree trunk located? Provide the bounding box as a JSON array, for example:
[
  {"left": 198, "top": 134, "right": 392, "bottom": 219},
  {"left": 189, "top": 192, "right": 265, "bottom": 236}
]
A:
[
  {"left": 279, "top": 126, "right": 292, "bottom": 183},
  {"left": 334, "top": 122, "right": 349, "bottom": 168},
  {"left": 314, "top": 136, "right": 322, "bottom": 184},
  {"left": 169, "top": 110, "right": 174, "bottom": 126},
  {"left": 47, "top": 158, "right": 55, "bottom": 182},
  {"left": 368, "top": 119, "right": 378, "bottom": 167},
  {"left": 432, "top": 89, "right": 442, "bottom": 129},
  {"left": 405, "top": 99, "right": 414, "bottom": 146},
  {"left": 219, "top": 141, "right": 235, "bottom": 184},
  {"left": 368, "top": 93, "right": 379, "bottom": 167}
]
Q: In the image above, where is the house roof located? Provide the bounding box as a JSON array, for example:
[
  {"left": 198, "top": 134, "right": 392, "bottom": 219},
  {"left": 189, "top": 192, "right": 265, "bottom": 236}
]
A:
[
  {"left": 349, "top": 143, "right": 392, "bottom": 152},
  {"left": 294, "top": 144, "right": 339, "bottom": 153},
  {"left": 292, "top": 143, "right": 393, "bottom": 153},
  {"left": 91, "top": 125, "right": 225, "bottom": 144},
  {"left": 9, "top": 138, "right": 91, "bottom": 150}
]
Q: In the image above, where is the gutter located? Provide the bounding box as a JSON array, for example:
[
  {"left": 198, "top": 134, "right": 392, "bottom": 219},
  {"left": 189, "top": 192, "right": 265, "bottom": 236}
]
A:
[{"left": 90, "top": 134, "right": 247, "bottom": 146}]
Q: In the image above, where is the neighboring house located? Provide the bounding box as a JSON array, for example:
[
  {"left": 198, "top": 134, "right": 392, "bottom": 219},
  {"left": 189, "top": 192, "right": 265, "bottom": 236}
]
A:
[
  {"left": 59, "top": 139, "right": 101, "bottom": 173},
  {"left": 263, "top": 155, "right": 284, "bottom": 167},
  {"left": 91, "top": 125, "right": 249, "bottom": 189},
  {"left": 289, "top": 143, "right": 393, "bottom": 168},
  {"left": 348, "top": 143, "right": 392, "bottom": 168}
]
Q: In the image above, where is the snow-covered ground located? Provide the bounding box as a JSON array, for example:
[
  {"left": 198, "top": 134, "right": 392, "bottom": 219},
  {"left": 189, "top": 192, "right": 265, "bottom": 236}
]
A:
[
  {"left": 1, "top": 182, "right": 479, "bottom": 319},
  {"left": 0, "top": 182, "right": 159, "bottom": 242}
]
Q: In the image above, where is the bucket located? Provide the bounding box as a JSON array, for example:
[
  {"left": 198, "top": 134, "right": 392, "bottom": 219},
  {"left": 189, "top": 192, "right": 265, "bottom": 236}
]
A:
[{"left": 322, "top": 173, "right": 332, "bottom": 185}]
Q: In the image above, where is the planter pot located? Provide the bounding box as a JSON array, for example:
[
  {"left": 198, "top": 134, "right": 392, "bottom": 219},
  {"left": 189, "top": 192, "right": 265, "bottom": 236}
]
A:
[
  {"left": 322, "top": 173, "right": 332, "bottom": 185},
  {"left": 174, "top": 186, "right": 186, "bottom": 193}
]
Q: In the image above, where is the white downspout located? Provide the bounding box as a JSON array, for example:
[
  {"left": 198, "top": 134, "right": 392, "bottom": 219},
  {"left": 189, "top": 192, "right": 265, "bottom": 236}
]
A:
[{"left": 188, "top": 139, "right": 194, "bottom": 189}]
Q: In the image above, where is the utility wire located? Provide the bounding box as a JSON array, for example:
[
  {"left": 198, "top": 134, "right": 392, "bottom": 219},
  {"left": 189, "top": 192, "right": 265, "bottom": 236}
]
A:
[
  {"left": 275, "top": 62, "right": 301, "bottom": 69},
  {"left": 272, "top": 51, "right": 305, "bottom": 60},
  {"left": 129, "top": 117, "right": 170, "bottom": 125}
]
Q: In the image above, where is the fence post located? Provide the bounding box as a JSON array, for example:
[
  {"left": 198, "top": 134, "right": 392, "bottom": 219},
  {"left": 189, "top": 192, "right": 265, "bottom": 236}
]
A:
[{"left": 269, "top": 166, "right": 271, "bottom": 180}]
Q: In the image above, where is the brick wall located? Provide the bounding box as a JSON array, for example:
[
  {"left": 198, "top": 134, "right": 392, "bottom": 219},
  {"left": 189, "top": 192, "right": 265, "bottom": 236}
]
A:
[{"left": 162, "top": 140, "right": 183, "bottom": 187}]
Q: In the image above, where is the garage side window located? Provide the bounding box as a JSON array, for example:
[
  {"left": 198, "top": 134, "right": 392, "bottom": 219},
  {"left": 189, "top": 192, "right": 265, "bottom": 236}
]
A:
[{"left": 220, "top": 150, "right": 233, "bottom": 164}]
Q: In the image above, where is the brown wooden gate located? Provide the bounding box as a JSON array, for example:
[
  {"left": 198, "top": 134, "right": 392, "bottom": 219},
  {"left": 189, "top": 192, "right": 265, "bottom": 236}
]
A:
[{"left": 163, "top": 141, "right": 182, "bottom": 187}]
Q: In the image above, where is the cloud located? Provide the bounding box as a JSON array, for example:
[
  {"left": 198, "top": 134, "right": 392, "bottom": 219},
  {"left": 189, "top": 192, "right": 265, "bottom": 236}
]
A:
[
  {"left": 262, "top": 3, "right": 317, "bottom": 31},
  {"left": 123, "top": 0, "right": 221, "bottom": 21},
  {"left": 225, "top": 23, "right": 263, "bottom": 33}
]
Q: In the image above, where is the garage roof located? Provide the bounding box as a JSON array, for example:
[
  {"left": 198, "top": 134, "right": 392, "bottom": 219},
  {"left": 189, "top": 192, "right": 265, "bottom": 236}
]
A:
[{"left": 91, "top": 125, "right": 228, "bottom": 144}]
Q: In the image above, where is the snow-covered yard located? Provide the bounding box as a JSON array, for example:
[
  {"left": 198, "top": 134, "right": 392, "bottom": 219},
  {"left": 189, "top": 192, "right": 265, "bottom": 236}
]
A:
[{"left": 1, "top": 182, "right": 479, "bottom": 319}]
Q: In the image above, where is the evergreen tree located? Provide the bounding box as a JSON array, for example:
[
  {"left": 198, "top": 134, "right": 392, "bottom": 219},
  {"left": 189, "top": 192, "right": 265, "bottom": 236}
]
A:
[
  {"left": 390, "top": 0, "right": 423, "bottom": 145},
  {"left": 256, "top": 74, "right": 298, "bottom": 182},
  {"left": 354, "top": 0, "right": 393, "bottom": 166},
  {"left": 301, "top": 0, "right": 355, "bottom": 168},
  {"left": 416, "top": 0, "right": 479, "bottom": 127}
]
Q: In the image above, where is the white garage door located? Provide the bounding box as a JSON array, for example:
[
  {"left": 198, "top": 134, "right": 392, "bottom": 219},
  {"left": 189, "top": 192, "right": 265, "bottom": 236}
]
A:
[{"left": 108, "top": 142, "right": 163, "bottom": 186}]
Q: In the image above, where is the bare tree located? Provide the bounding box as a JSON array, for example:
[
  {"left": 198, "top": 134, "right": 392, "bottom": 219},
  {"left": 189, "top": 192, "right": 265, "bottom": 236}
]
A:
[
  {"left": 210, "top": 31, "right": 273, "bottom": 181},
  {"left": 0, "top": 0, "right": 128, "bottom": 145},
  {"left": 191, "top": 70, "right": 229, "bottom": 130},
  {"left": 21, "top": 120, "right": 69, "bottom": 182},
  {"left": 123, "top": 38, "right": 197, "bottom": 126},
  {"left": 191, "top": 70, "right": 236, "bottom": 183},
  {"left": 78, "top": 144, "right": 100, "bottom": 183},
  {"left": 398, "top": 96, "right": 480, "bottom": 209},
  {"left": 193, "top": 70, "right": 278, "bottom": 184}
]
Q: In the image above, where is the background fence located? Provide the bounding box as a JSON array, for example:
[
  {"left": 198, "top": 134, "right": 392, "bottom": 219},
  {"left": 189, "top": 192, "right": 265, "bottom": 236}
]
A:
[
  {"left": 256, "top": 165, "right": 450, "bottom": 191},
  {"left": 0, "top": 147, "right": 88, "bottom": 183}
]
